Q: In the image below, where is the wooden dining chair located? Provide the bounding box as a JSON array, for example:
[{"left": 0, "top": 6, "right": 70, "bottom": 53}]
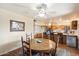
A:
[
  {"left": 51, "top": 35, "right": 60, "bottom": 56},
  {"left": 21, "top": 36, "right": 32, "bottom": 56},
  {"left": 25, "top": 33, "right": 40, "bottom": 56},
  {"left": 58, "top": 33, "right": 63, "bottom": 44},
  {"left": 26, "top": 33, "right": 32, "bottom": 41},
  {"left": 43, "top": 34, "right": 59, "bottom": 56},
  {"left": 48, "top": 33, "right": 54, "bottom": 40}
]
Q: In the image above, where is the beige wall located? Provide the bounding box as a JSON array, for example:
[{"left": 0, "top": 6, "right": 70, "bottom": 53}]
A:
[{"left": 0, "top": 9, "right": 33, "bottom": 55}]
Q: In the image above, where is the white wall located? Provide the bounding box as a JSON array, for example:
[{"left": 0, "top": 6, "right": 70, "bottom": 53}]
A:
[{"left": 0, "top": 8, "right": 33, "bottom": 55}]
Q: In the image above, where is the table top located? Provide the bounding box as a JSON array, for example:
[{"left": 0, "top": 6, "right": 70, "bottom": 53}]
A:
[{"left": 27, "top": 38, "right": 56, "bottom": 51}]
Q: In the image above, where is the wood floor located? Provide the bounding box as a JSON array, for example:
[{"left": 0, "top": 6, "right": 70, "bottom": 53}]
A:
[
  {"left": 58, "top": 44, "right": 79, "bottom": 56},
  {"left": 2, "top": 48, "right": 22, "bottom": 56},
  {"left": 2, "top": 44, "right": 79, "bottom": 56}
]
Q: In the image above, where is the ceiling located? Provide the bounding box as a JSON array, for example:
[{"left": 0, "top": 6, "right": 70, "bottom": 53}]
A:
[
  {"left": 0, "top": 3, "right": 79, "bottom": 25},
  {"left": 0, "top": 3, "right": 79, "bottom": 18}
]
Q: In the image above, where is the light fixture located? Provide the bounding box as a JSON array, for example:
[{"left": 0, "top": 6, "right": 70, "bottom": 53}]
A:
[
  {"left": 35, "top": 3, "right": 48, "bottom": 18},
  {"left": 48, "top": 23, "right": 51, "bottom": 26}
]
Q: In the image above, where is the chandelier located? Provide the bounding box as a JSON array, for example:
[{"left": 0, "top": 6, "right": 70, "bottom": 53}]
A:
[{"left": 35, "top": 3, "right": 48, "bottom": 19}]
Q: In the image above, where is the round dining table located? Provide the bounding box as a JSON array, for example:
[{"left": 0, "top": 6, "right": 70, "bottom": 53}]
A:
[{"left": 29, "top": 38, "right": 56, "bottom": 52}]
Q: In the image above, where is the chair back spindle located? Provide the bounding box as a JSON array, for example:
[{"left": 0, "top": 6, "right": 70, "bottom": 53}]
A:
[{"left": 21, "top": 36, "right": 32, "bottom": 56}]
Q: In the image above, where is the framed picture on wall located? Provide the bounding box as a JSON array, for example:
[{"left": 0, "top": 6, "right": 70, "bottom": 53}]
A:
[
  {"left": 10, "top": 20, "right": 25, "bottom": 31},
  {"left": 72, "top": 20, "right": 77, "bottom": 30}
]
